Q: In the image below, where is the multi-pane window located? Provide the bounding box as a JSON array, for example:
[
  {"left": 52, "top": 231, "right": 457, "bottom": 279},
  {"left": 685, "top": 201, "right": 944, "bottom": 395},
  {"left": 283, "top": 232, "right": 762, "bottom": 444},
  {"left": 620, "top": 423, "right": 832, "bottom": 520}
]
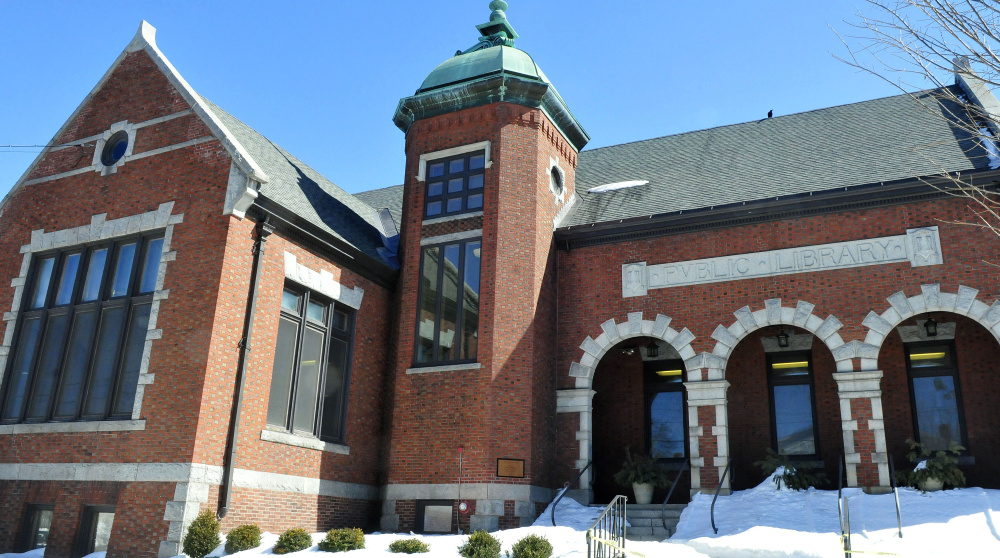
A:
[
  {"left": 906, "top": 342, "right": 965, "bottom": 451},
  {"left": 767, "top": 353, "right": 819, "bottom": 456},
  {"left": 424, "top": 151, "right": 486, "bottom": 219},
  {"left": 266, "top": 287, "right": 354, "bottom": 443},
  {"left": 415, "top": 239, "right": 481, "bottom": 365},
  {"left": 0, "top": 236, "right": 163, "bottom": 424},
  {"left": 644, "top": 361, "right": 687, "bottom": 460},
  {"left": 75, "top": 506, "right": 114, "bottom": 557}
]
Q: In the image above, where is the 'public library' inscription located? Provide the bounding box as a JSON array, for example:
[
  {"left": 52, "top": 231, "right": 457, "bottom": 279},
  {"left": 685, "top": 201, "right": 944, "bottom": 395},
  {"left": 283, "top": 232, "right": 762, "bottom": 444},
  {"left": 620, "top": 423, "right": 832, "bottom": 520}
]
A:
[{"left": 622, "top": 227, "right": 943, "bottom": 297}]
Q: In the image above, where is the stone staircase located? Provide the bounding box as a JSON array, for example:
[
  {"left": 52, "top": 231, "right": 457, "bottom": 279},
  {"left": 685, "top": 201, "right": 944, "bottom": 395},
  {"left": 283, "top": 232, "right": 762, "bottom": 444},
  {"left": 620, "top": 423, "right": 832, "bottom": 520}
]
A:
[{"left": 589, "top": 503, "right": 687, "bottom": 542}]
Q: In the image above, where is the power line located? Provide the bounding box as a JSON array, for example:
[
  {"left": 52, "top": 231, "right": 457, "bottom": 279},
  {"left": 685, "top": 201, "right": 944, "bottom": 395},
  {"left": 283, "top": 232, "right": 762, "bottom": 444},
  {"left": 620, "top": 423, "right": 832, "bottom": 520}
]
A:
[{"left": 0, "top": 143, "right": 95, "bottom": 149}]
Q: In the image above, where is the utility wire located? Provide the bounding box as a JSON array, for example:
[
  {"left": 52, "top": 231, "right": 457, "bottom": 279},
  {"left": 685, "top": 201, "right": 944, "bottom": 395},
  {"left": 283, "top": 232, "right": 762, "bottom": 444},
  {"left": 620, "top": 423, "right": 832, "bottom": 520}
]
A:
[{"left": 0, "top": 143, "right": 95, "bottom": 149}]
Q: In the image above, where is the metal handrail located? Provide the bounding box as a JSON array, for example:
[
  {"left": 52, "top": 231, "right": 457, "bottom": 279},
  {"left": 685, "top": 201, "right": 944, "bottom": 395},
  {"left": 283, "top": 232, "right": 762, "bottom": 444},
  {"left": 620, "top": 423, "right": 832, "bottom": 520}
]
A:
[
  {"left": 661, "top": 459, "right": 690, "bottom": 532},
  {"left": 586, "top": 495, "right": 628, "bottom": 558},
  {"left": 551, "top": 461, "right": 593, "bottom": 527},
  {"left": 710, "top": 459, "right": 732, "bottom": 534},
  {"left": 837, "top": 455, "right": 844, "bottom": 537},
  {"left": 889, "top": 454, "right": 903, "bottom": 538}
]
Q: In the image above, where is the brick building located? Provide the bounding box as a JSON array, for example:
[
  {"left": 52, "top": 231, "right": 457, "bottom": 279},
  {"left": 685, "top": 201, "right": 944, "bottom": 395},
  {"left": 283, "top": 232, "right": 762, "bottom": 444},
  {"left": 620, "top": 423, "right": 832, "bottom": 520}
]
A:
[{"left": 3, "top": 2, "right": 1000, "bottom": 557}]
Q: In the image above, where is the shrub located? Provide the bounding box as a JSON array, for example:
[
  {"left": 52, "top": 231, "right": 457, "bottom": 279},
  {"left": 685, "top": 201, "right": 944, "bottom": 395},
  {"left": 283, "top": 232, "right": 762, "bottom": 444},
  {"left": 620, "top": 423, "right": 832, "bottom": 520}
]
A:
[
  {"left": 507, "top": 534, "right": 552, "bottom": 558},
  {"left": 754, "top": 449, "right": 828, "bottom": 491},
  {"left": 225, "top": 523, "right": 262, "bottom": 554},
  {"left": 182, "top": 510, "right": 221, "bottom": 558},
  {"left": 273, "top": 527, "right": 313, "bottom": 555},
  {"left": 459, "top": 530, "right": 502, "bottom": 558},
  {"left": 388, "top": 538, "right": 430, "bottom": 554},
  {"left": 318, "top": 527, "right": 366, "bottom": 552},
  {"left": 896, "top": 438, "right": 966, "bottom": 490}
]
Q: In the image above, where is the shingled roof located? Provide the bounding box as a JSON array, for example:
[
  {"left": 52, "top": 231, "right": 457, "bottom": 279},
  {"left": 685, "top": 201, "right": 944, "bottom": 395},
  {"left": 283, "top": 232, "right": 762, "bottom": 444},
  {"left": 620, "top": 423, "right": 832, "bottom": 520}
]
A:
[
  {"left": 354, "top": 184, "right": 405, "bottom": 227},
  {"left": 562, "top": 86, "right": 991, "bottom": 227},
  {"left": 201, "top": 99, "right": 390, "bottom": 264}
]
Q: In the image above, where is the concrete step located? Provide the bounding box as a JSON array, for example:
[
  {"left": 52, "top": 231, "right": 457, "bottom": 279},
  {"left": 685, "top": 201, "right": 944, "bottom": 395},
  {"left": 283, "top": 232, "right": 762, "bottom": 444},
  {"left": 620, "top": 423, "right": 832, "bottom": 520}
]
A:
[{"left": 587, "top": 502, "right": 687, "bottom": 542}]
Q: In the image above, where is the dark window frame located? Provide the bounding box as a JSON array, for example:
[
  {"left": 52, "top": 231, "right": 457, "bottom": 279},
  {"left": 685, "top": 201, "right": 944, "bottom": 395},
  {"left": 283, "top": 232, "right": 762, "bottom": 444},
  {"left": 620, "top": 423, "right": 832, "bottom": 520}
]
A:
[
  {"left": 423, "top": 151, "right": 486, "bottom": 219},
  {"left": 415, "top": 499, "right": 455, "bottom": 534},
  {"left": 74, "top": 505, "right": 115, "bottom": 558},
  {"left": 413, "top": 238, "right": 481, "bottom": 367},
  {"left": 18, "top": 503, "right": 55, "bottom": 552},
  {"left": 904, "top": 340, "right": 968, "bottom": 451},
  {"left": 266, "top": 285, "right": 356, "bottom": 445},
  {"left": 766, "top": 351, "right": 821, "bottom": 460},
  {"left": 0, "top": 234, "right": 163, "bottom": 425},
  {"left": 643, "top": 359, "right": 688, "bottom": 463}
]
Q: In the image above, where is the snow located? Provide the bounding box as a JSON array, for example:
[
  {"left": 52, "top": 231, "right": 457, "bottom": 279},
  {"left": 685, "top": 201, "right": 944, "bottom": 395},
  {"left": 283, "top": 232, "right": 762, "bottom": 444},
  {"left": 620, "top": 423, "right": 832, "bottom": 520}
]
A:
[
  {"left": 0, "top": 551, "right": 102, "bottom": 558},
  {"left": 978, "top": 127, "right": 1000, "bottom": 169},
  {"left": 587, "top": 180, "right": 648, "bottom": 193}
]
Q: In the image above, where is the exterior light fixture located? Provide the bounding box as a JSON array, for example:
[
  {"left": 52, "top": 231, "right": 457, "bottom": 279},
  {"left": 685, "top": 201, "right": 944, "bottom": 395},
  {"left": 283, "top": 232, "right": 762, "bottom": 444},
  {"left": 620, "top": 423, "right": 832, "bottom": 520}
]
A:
[
  {"left": 646, "top": 341, "right": 659, "bottom": 358},
  {"left": 776, "top": 328, "right": 790, "bottom": 348},
  {"left": 925, "top": 318, "right": 938, "bottom": 337},
  {"left": 621, "top": 347, "right": 636, "bottom": 356}
]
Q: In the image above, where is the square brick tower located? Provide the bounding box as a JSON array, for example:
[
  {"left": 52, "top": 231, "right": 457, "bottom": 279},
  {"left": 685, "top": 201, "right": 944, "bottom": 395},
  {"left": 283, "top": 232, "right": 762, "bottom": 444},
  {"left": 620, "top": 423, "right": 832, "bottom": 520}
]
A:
[{"left": 381, "top": 1, "right": 590, "bottom": 532}]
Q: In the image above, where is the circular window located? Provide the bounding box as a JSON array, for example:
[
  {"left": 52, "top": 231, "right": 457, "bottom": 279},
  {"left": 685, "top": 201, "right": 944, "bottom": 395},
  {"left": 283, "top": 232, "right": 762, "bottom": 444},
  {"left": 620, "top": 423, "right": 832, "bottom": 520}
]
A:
[
  {"left": 550, "top": 167, "right": 564, "bottom": 195},
  {"left": 101, "top": 131, "right": 130, "bottom": 167}
]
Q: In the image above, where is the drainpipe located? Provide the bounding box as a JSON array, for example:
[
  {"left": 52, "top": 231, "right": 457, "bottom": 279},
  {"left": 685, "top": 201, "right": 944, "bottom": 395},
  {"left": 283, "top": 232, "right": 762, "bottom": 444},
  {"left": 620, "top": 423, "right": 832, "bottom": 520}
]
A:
[{"left": 218, "top": 219, "right": 273, "bottom": 518}]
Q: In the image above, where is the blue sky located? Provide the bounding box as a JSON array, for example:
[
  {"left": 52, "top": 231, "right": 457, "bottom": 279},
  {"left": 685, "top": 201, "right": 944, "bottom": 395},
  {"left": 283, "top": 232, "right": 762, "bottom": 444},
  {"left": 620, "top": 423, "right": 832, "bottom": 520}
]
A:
[{"left": 0, "top": 1, "right": 905, "bottom": 198}]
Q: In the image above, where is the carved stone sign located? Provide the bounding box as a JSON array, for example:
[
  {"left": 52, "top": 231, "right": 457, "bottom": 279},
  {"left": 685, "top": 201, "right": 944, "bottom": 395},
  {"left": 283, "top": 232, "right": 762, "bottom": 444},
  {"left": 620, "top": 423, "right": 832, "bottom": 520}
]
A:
[{"left": 622, "top": 227, "right": 943, "bottom": 297}]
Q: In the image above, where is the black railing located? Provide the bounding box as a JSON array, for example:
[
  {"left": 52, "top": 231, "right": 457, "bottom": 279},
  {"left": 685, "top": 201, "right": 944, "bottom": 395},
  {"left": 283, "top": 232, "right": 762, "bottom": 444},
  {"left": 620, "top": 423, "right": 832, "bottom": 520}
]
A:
[
  {"left": 551, "top": 461, "right": 592, "bottom": 527},
  {"left": 838, "top": 456, "right": 849, "bottom": 558},
  {"left": 661, "top": 459, "right": 690, "bottom": 534},
  {"left": 889, "top": 454, "right": 903, "bottom": 538},
  {"left": 587, "top": 495, "right": 627, "bottom": 558},
  {"left": 710, "top": 459, "right": 732, "bottom": 534}
]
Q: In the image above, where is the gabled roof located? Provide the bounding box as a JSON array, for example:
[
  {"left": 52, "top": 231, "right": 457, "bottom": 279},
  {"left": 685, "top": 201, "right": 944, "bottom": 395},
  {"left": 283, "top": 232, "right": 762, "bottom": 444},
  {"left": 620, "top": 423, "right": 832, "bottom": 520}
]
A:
[
  {"left": 202, "top": 99, "right": 389, "bottom": 263},
  {"left": 562, "top": 86, "right": 991, "bottom": 227}
]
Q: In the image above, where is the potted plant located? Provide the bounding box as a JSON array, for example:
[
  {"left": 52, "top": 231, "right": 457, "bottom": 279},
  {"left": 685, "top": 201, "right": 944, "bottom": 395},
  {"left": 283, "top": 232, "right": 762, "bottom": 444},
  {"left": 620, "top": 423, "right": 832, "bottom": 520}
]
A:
[
  {"left": 896, "top": 438, "right": 966, "bottom": 492},
  {"left": 612, "top": 448, "right": 671, "bottom": 504}
]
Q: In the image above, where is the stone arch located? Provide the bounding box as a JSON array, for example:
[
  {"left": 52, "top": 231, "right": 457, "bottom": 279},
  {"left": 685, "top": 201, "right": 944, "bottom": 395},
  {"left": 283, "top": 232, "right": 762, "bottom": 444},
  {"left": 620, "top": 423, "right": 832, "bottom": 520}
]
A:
[
  {"left": 558, "top": 312, "right": 696, "bottom": 493},
  {"left": 700, "top": 299, "right": 852, "bottom": 378},
  {"left": 860, "top": 284, "right": 1000, "bottom": 371},
  {"left": 569, "top": 312, "right": 698, "bottom": 389}
]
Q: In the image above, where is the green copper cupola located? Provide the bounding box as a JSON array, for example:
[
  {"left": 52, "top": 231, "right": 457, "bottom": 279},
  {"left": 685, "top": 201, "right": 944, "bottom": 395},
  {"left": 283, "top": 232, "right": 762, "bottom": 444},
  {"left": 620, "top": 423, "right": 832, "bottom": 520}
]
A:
[{"left": 393, "top": 2, "right": 589, "bottom": 151}]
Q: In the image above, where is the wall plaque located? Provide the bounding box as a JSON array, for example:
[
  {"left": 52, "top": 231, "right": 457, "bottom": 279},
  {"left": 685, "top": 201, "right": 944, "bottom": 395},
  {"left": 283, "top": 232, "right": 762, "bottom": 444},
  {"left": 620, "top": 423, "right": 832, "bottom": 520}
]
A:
[
  {"left": 497, "top": 458, "right": 525, "bottom": 478},
  {"left": 622, "top": 227, "right": 944, "bottom": 297}
]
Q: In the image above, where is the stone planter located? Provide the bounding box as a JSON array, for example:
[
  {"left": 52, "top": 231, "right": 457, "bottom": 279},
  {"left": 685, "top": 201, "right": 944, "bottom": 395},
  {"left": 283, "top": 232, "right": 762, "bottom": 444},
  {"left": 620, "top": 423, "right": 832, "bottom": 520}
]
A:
[
  {"left": 918, "top": 477, "right": 944, "bottom": 492},
  {"left": 632, "top": 482, "right": 654, "bottom": 504}
]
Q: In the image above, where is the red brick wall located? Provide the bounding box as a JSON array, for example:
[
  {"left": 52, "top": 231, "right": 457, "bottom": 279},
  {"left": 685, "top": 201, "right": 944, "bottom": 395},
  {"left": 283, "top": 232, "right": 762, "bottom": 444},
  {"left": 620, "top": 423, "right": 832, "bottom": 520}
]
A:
[{"left": 208, "top": 485, "right": 379, "bottom": 533}]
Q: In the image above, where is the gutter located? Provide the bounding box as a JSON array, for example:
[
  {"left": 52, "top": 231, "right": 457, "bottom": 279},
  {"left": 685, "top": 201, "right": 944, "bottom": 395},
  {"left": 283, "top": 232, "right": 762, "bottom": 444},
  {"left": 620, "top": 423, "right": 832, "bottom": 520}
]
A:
[{"left": 218, "top": 219, "right": 273, "bottom": 518}]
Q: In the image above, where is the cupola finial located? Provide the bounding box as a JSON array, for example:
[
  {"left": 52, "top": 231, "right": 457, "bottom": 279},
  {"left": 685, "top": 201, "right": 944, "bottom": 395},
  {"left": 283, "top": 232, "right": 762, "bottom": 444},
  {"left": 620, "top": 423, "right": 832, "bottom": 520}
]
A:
[{"left": 461, "top": 0, "right": 518, "bottom": 54}]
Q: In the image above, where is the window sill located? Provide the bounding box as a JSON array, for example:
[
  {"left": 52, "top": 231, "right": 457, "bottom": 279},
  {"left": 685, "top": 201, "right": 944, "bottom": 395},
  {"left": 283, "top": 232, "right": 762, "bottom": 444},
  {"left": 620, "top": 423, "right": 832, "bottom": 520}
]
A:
[
  {"left": 0, "top": 420, "right": 145, "bottom": 435},
  {"left": 260, "top": 429, "right": 350, "bottom": 455},
  {"left": 422, "top": 211, "right": 484, "bottom": 226},
  {"left": 406, "top": 362, "right": 482, "bottom": 375}
]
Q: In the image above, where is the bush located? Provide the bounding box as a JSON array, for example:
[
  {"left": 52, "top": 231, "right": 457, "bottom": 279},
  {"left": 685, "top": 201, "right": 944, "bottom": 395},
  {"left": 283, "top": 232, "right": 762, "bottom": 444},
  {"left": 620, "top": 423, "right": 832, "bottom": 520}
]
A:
[
  {"left": 273, "top": 527, "right": 313, "bottom": 554},
  {"left": 754, "top": 449, "right": 828, "bottom": 491},
  {"left": 896, "top": 438, "right": 966, "bottom": 490},
  {"left": 388, "top": 538, "right": 430, "bottom": 554},
  {"left": 318, "top": 527, "right": 366, "bottom": 552},
  {"left": 182, "top": 510, "right": 221, "bottom": 558},
  {"left": 507, "top": 534, "right": 552, "bottom": 558},
  {"left": 612, "top": 447, "right": 671, "bottom": 488},
  {"left": 459, "top": 530, "right": 501, "bottom": 558},
  {"left": 225, "top": 523, "right": 262, "bottom": 554}
]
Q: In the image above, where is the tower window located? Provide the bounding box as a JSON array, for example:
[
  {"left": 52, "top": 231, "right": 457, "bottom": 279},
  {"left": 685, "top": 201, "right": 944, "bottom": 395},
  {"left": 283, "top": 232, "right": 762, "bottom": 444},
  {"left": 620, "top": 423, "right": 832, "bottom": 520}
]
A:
[
  {"left": 424, "top": 151, "right": 486, "bottom": 218},
  {"left": 415, "top": 239, "right": 481, "bottom": 365}
]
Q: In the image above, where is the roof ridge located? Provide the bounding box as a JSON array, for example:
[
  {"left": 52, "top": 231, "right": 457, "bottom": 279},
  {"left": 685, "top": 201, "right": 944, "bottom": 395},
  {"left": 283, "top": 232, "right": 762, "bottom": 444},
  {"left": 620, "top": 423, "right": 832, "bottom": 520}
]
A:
[{"left": 580, "top": 86, "right": 955, "bottom": 156}]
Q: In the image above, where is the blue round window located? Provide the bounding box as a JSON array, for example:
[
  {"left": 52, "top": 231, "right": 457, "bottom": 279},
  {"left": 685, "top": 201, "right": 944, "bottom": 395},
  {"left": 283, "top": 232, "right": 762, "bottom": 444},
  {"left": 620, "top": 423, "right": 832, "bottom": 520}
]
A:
[{"left": 101, "top": 131, "right": 129, "bottom": 167}]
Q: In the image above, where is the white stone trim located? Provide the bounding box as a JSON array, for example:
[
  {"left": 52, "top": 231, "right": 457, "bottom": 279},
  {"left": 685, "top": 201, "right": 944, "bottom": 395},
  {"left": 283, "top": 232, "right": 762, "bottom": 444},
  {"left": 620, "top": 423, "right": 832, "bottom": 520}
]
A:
[
  {"left": 406, "top": 362, "right": 482, "bottom": 375},
  {"left": 684, "top": 381, "right": 731, "bottom": 492},
  {"left": 547, "top": 156, "right": 567, "bottom": 205},
  {"left": 0, "top": 462, "right": 223, "bottom": 483},
  {"left": 703, "top": 299, "right": 852, "bottom": 377},
  {"left": 0, "top": 420, "right": 145, "bottom": 435},
  {"left": 224, "top": 162, "right": 259, "bottom": 220},
  {"left": 861, "top": 284, "right": 1000, "bottom": 370},
  {"left": 260, "top": 428, "right": 350, "bottom": 455},
  {"left": 91, "top": 120, "right": 138, "bottom": 176},
  {"left": 128, "top": 136, "right": 214, "bottom": 163},
  {"left": 0, "top": 203, "right": 182, "bottom": 422},
  {"left": 422, "top": 211, "right": 484, "bottom": 226},
  {"left": 233, "top": 469, "right": 379, "bottom": 500},
  {"left": 416, "top": 141, "right": 492, "bottom": 182},
  {"left": 283, "top": 251, "right": 365, "bottom": 310},
  {"left": 833, "top": 371, "right": 889, "bottom": 487},
  {"left": 18, "top": 165, "right": 99, "bottom": 187},
  {"left": 421, "top": 229, "right": 483, "bottom": 246},
  {"left": 897, "top": 320, "right": 956, "bottom": 342}
]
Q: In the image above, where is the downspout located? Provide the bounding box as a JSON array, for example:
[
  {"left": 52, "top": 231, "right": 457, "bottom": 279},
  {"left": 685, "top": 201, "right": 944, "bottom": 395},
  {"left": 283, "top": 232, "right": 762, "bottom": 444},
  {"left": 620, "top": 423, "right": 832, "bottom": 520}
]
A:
[{"left": 218, "top": 218, "right": 274, "bottom": 518}]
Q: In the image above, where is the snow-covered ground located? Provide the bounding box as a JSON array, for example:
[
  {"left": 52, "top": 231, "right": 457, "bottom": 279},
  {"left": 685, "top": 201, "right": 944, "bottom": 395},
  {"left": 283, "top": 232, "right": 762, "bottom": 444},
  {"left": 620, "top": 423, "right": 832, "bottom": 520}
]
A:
[{"left": 6, "top": 476, "right": 1000, "bottom": 557}]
